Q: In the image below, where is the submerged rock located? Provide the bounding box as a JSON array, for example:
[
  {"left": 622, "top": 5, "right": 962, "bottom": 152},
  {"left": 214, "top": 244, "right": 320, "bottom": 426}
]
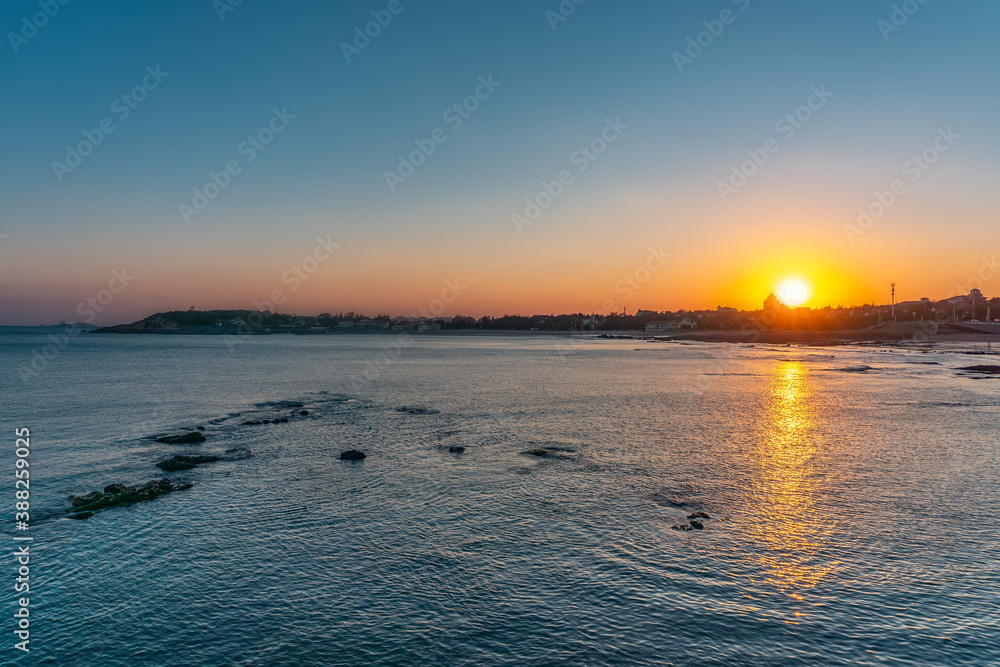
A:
[
  {"left": 223, "top": 447, "right": 253, "bottom": 460},
  {"left": 155, "top": 432, "right": 206, "bottom": 444},
  {"left": 300, "top": 410, "right": 309, "bottom": 415},
  {"left": 959, "top": 365, "right": 1000, "bottom": 375},
  {"left": 671, "top": 523, "right": 693, "bottom": 531},
  {"left": 155, "top": 455, "right": 220, "bottom": 471},
  {"left": 68, "top": 512, "right": 93, "bottom": 520},
  {"left": 521, "top": 447, "right": 575, "bottom": 457},
  {"left": 690, "top": 520, "right": 704, "bottom": 530},
  {"left": 68, "top": 478, "right": 192, "bottom": 514},
  {"left": 449, "top": 446, "right": 466, "bottom": 453},
  {"left": 396, "top": 406, "right": 440, "bottom": 415},
  {"left": 688, "top": 511, "right": 711, "bottom": 520},
  {"left": 340, "top": 450, "right": 366, "bottom": 461}
]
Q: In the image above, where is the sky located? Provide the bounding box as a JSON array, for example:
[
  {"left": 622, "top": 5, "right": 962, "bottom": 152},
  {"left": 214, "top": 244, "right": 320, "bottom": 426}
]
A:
[{"left": 1, "top": 0, "right": 999, "bottom": 325}]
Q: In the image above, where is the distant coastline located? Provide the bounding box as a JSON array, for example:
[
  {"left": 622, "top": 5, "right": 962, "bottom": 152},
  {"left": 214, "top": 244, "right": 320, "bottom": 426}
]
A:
[{"left": 82, "top": 308, "right": 1000, "bottom": 347}]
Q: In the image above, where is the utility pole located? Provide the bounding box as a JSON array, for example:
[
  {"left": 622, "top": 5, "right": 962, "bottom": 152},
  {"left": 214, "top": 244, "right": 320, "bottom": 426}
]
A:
[{"left": 891, "top": 283, "right": 896, "bottom": 322}]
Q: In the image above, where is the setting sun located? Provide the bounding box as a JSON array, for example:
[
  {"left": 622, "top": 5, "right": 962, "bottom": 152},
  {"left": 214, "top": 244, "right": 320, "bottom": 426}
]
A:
[{"left": 776, "top": 278, "right": 812, "bottom": 307}]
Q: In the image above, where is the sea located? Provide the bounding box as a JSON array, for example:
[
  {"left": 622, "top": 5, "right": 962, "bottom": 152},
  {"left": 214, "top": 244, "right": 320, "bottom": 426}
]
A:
[{"left": 0, "top": 327, "right": 997, "bottom": 666}]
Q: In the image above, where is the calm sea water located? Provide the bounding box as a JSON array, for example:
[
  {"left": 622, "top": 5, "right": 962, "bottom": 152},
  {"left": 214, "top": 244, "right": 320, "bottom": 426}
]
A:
[{"left": 0, "top": 328, "right": 998, "bottom": 666}]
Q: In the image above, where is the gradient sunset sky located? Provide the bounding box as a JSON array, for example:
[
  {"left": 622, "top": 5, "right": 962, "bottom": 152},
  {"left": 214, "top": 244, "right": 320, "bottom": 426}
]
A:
[{"left": 2, "top": 0, "right": 999, "bottom": 325}]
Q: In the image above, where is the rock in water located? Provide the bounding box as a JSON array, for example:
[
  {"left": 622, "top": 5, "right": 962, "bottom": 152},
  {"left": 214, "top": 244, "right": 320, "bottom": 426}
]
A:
[
  {"left": 300, "top": 410, "right": 309, "bottom": 415},
  {"left": 959, "top": 365, "right": 1000, "bottom": 374},
  {"left": 67, "top": 478, "right": 193, "bottom": 514},
  {"left": 155, "top": 432, "right": 206, "bottom": 444},
  {"left": 522, "top": 449, "right": 550, "bottom": 457},
  {"left": 223, "top": 448, "right": 253, "bottom": 460},
  {"left": 687, "top": 511, "right": 711, "bottom": 520},
  {"left": 449, "top": 446, "right": 466, "bottom": 453},
  {"left": 671, "top": 523, "right": 693, "bottom": 531},
  {"left": 340, "top": 450, "right": 366, "bottom": 461},
  {"left": 690, "top": 520, "right": 704, "bottom": 530},
  {"left": 396, "top": 406, "right": 440, "bottom": 415},
  {"left": 72, "top": 491, "right": 104, "bottom": 507},
  {"left": 155, "top": 455, "right": 220, "bottom": 471},
  {"left": 68, "top": 512, "right": 93, "bottom": 520}
]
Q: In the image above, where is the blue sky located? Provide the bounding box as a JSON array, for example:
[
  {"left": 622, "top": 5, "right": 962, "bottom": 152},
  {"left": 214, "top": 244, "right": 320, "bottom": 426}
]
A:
[{"left": 2, "top": 0, "right": 999, "bottom": 323}]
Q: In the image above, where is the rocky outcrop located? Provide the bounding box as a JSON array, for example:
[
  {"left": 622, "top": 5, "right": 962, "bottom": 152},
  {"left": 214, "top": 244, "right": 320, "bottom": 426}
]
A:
[
  {"left": 672, "top": 513, "right": 712, "bottom": 531},
  {"left": 67, "top": 478, "right": 192, "bottom": 516},
  {"left": 155, "top": 432, "right": 206, "bottom": 444},
  {"left": 155, "top": 455, "right": 220, "bottom": 471},
  {"left": 340, "top": 450, "right": 366, "bottom": 461},
  {"left": 448, "top": 446, "right": 466, "bottom": 453}
]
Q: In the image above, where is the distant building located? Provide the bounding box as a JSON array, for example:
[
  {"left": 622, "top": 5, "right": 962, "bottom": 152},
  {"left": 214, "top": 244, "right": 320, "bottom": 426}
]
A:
[
  {"left": 645, "top": 318, "right": 696, "bottom": 332},
  {"left": 763, "top": 293, "right": 786, "bottom": 310}
]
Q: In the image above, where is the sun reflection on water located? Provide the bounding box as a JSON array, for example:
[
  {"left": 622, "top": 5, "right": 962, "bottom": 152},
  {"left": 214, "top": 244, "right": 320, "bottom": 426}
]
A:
[{"left": 748, "top": 360, "right": 833, "bottom": 601}]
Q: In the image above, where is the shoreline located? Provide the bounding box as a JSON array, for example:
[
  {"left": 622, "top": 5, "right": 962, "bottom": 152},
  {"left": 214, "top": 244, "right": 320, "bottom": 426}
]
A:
[{"left": 68, "top": 325, "right": 999, "bottom": 349}]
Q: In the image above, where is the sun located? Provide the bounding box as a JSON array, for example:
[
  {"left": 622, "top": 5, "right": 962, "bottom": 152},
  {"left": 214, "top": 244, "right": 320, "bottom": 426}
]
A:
[{"left": 776, "top": 278, "right": 811, "bottom": 307}]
